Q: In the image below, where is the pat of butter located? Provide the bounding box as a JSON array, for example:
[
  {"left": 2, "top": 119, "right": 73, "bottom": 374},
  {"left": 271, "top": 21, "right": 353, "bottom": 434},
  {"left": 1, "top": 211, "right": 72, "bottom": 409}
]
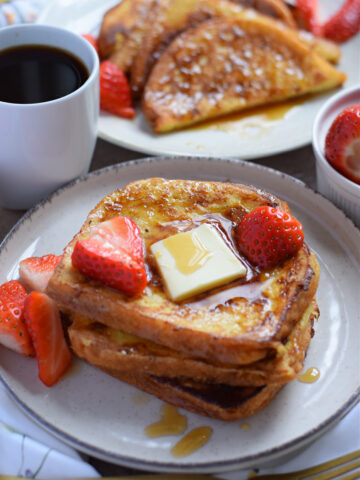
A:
[{"left": 151, "top": 224, "right": 246, "bottom": 302}]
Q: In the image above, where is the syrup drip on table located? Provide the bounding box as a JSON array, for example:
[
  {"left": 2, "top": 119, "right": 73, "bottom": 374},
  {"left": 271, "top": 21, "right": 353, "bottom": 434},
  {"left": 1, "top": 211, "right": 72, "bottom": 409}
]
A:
[
  {"left": 298, "top": 367, "right": 320, "bottom": 383},
  {"left": 145, "top": 404, "right": 187, "bottom": 437},
  {"left": 171, "top": 426, "right": 213, "bottom": 457}
]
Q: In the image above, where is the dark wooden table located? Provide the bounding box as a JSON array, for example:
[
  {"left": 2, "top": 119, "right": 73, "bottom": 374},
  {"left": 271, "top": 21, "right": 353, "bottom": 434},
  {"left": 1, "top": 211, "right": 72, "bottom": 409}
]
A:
[{"left": 0, "top": 138, "right": 317, "bottom": 476}]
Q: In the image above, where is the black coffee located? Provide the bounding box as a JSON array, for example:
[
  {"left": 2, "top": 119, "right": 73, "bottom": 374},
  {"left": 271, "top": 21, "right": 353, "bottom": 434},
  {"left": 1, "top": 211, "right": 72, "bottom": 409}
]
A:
[{"left": 0, "top": 45, "right": 89, "bottom": 104}]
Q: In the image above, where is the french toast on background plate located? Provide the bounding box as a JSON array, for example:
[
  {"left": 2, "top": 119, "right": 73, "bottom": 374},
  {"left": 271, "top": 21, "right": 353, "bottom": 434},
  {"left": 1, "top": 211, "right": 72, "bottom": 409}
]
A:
[
  {"left": 98, "top": 0, "right": 156, "bottom": 74},
  {"left": 129, "top": 0, "right": 340, "bottom": 98},
  {"left": 97, "top": 0, "right": 345, "bottom": 133},
  {"left": 142, "top": 16, "right": 345, "bottom": 132},
  {"left": 47, "top": 178, "right": 320, "bottom": 421}
]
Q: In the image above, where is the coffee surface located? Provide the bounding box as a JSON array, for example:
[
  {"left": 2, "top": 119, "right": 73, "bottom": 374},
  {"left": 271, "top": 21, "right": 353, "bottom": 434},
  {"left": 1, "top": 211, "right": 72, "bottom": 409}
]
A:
[{"left": 0, "top": 45, "right": 88, "bottom": 104}]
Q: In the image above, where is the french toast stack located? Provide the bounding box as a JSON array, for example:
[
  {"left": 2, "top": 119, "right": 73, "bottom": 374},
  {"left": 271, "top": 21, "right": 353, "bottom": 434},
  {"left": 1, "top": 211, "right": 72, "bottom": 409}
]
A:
[
  {"left": 47, "top": 178, "right": 320, "bottom": 421},
  {"left": 97, "top": 0, "right": 345, "bottom": 132}
]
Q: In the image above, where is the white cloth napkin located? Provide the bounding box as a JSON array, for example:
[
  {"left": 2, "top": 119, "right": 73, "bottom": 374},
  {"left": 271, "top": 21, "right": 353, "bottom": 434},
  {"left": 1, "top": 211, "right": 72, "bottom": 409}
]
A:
[
  {"left": 0, "top": 0, "right": 47, "bottom": 27},
  {"left": 0, "top": 382, "right": 99, "bottom": 478}
]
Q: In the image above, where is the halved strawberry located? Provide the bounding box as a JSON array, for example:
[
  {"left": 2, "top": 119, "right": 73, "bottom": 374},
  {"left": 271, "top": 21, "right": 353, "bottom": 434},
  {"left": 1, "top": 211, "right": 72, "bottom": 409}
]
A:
[
  {"left": 293, "top": 0, "right": 321, "bottom": 36},
  {"left": 236, "top": 207, "right": 304, "bottom": 269},
  {"left": 0, "top": 280, "right": 35, "bottom": 356},
  {"left": 322, "top": 0, "right": 360, "bottom": 43},
  {"left": 100, "top": 60, "right": 135, "bottom": 119},
  {"left": 19, "top": 254, "right": 62, "bottom": 293},
  {"left": 24, "top": 292, "right": 71, "bottom": 387},
  {"left": 71, "top": 216, "right": 147, "bottom": 296},
  {"left": 324, "top": 104, "right": 360, "bottom": 185}
]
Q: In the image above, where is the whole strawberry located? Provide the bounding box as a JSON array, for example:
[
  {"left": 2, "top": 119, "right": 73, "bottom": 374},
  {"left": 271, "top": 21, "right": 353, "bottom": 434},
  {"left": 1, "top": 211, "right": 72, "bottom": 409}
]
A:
[
  {"left": 236, "top": 207, "right": 304, "bottom": 269},
  {"left": 100, "top": 60, "right": 135, "bottom": 119},
  {"left": 325, "top": 104, "right": 360, "bottom": 185}
]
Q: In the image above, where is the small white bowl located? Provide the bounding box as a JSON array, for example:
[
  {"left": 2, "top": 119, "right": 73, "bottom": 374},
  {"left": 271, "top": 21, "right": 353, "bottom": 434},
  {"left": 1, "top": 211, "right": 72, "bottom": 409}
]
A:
[{"left": 313, "top": 85, "right": 360, "bottom": 227}]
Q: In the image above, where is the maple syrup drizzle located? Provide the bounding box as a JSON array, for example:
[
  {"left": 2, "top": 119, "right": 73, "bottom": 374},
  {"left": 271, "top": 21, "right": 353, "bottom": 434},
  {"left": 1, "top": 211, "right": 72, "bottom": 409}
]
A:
[
  {"left": 187, "top": 280, "right": 267, "bottom": 309},
  {"left": 171, "top": 426, "right": 213, "bottom": 457},
  {"left": 145, "top": 404, "right": 187, "bottom": 438},
  {"left": 298, "top": 367, "right": 320, "bottom": 383},
  {"left": 190, "top": 97, "right": 306, "bottom": 132}
]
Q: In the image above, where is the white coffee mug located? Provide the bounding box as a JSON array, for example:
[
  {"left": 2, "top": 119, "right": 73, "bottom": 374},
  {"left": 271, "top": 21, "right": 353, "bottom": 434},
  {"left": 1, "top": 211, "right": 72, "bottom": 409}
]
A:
[{"left": 0, "top": 24, "right": 99, "bottom": 210}]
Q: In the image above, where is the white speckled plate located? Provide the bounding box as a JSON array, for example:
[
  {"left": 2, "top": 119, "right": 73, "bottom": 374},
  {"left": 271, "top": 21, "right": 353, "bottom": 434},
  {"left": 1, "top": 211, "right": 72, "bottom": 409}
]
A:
[
  {"left": 0, "top": 157, "right": 359, "bottom": 473},
  {"left": 37, "top": 0, "right": 360, "bottom": 159}
]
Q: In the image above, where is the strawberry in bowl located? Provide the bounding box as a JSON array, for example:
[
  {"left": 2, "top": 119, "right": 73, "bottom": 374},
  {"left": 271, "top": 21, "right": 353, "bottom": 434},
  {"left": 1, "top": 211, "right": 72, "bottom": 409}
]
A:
[
  {"left": 313, "top": 85, "right": 360, "bottom": 227},
  {"left": 324, "top": 103, "right": 360, "bottom": 185}
]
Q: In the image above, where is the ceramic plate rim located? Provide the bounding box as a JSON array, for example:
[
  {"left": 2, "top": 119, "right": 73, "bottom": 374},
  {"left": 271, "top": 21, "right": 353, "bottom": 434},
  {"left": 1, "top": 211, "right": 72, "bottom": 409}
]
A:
[{"left": 0, "top": 157, "right": 359, "bottom": 472}]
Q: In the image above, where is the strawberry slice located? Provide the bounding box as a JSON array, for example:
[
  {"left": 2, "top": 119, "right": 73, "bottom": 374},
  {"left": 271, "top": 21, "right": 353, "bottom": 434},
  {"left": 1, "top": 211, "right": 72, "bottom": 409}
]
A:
[
  {"left": 293, "top": 0, "right": 321, "bottom": 36},
  {"left": 71, "top": 216, "right": 147, "bottom": 296},
  {"left": 24, "top": 292, "right": 71, "bottom": 387},
  {"left": 322, "top": 0, "right": 360, "bottom": 43},
  {"left": 19, "top": 254, "right": 62, "bottom": 293},
  {"left": 324, "top": 104, "right": 360, "bottom": 185},
  {"left": 236, "top": 207, "right": 304, "bottom": 269},
  {"left": 100, "top": 60, "right": 135, "bottom": 119},
  {"left": 0, "top": 280, "right": 35, "bottom": 356}
]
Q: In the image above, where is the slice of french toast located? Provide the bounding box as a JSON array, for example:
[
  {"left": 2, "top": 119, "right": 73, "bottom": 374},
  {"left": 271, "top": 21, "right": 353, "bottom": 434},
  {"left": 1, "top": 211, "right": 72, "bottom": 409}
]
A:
[
  {"left": 142, "top": 15, "right": 345, "bottom": 132},
  {"left": 48, "top": 178, "right": 319, "bottom": 366},
  {"left": 97, "top": 0, "right": 156, "bottom": 74},
  {"left": 67, "top": 298, "right": 318, "bottom": 387}
]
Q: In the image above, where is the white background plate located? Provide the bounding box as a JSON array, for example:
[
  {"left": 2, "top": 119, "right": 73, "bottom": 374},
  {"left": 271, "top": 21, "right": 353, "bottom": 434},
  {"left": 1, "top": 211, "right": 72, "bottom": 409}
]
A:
[
  {"left": 37, "top": 0, "right": 360, "bottom": 159},
  {"left": 0, "top": 157, "right": 359, "bottom": 472}
]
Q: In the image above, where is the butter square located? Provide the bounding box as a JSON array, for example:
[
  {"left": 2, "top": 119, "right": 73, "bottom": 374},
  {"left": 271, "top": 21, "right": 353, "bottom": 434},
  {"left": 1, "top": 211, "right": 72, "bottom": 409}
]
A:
[{"left": 150, "top": 223, "right": 246, "bottom": 302}]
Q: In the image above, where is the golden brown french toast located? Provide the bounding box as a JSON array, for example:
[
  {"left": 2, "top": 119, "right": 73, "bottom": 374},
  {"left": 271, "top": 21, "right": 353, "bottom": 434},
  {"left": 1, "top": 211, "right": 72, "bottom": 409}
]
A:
[
  {"left": 48, "top": 178, "right": 319, "bottom": 366},
  {"left": 142, "top": 16, "right": 345, "bottom": 132},
  {"left": 97, "top": 0, "right": 156, "bottom": 74},
  {"left": 67, "top": 298, "right": 318, "bottom": 387},
  {"left": 130, "top": 0, "right": 339, "bottom": 98}
]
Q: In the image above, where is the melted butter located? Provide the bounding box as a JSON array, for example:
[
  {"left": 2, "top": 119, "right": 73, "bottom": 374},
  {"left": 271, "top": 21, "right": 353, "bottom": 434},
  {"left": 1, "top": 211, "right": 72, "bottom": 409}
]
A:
[
  {"left": 171, "top": 426, "right": 213, "bottom": 457},
  {"left": 145, "top": 404, "right": 187, "bottom": 438},
  {"left": 162, "top": 229, "right": 212, "bottom": 274},
  {"left": 298, "top": 367, "right": 320, "bottom": 383}
]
